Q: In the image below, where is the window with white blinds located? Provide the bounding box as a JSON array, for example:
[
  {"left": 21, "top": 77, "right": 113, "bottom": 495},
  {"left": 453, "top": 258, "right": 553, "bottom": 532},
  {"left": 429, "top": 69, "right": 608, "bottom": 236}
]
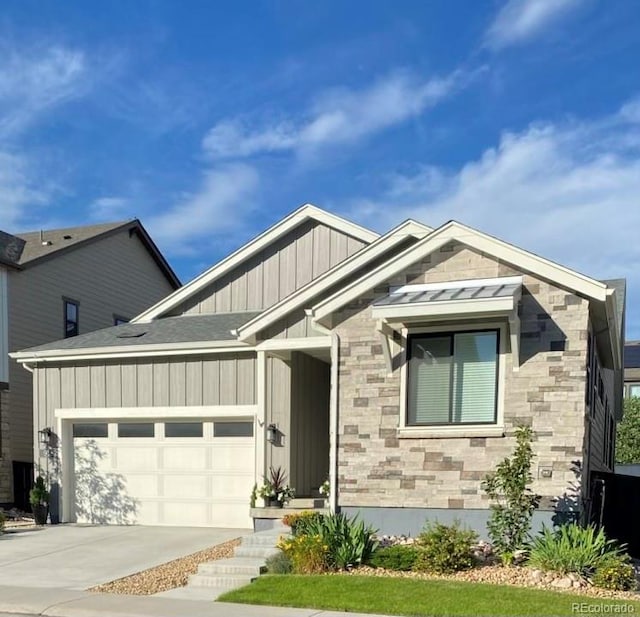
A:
[{"left": 407, "top": 330, "right": 498, "bottom": 425}]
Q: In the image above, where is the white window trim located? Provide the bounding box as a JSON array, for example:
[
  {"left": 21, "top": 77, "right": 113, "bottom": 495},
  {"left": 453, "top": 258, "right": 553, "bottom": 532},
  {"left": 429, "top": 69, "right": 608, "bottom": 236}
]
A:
[{"left": 398, "top": 321, "right": 507, "bottom": 439}]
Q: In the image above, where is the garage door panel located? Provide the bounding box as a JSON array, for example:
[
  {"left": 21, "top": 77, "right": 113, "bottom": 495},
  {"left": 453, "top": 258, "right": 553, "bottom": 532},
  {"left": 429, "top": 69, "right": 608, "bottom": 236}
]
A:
[
  {"left": 162, "top": 447, "right": 208, "bottom": 470},
  {"left": 72, "top": 418, "right": 255, "bottom": 528}
]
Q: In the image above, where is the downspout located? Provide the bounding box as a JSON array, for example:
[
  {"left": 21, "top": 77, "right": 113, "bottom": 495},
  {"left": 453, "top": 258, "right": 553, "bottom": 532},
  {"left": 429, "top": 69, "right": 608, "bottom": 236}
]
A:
[{"left": 306, "top": 309, "right": 339, "bottom": 513}]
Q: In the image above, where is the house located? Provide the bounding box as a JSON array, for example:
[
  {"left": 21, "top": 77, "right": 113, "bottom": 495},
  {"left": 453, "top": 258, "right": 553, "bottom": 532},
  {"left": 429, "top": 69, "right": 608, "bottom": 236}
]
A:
[
  {"left": 11, "top": 205, "right": 625, "bottom": 535},
  {"left": 624, "top": 341, "right": 640, "bottom": 398},
  {"left": 1, "top": 220, "right": 180, "bottom": 510}
]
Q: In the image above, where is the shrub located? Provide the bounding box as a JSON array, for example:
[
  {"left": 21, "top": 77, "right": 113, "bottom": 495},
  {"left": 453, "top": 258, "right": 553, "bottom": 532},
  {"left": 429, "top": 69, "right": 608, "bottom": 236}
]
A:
[
  {"left": 303, "top": 512, "right": 378, "bottom": 569},
  {"left": 415, "top": 521, "right": 478, "bottom": 574},
  {"left": 278, "top": 534, "right": 329, "bottom": 574},
  {"left": 592, "top": 555, "right": 637, "bottom": 591},
  {"left": 482, "top": 425, "right": 540, "bottom": 562},
  {"left": 527, "top": 524, "right": 625, "bottom": 577},
  {"left": 265, "top": 550, "right": 293, "bottom": 574},
  {"left": 368, "top": 545, "right": 420, "bottom": 571},
  {"left": 282, "top": 510, "right": 323, "bottom": 536}
]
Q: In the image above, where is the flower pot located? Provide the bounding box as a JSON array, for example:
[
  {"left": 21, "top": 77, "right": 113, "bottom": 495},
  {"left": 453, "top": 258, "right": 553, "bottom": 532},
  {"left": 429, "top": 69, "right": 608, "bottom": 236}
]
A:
[
  {"left": 32, "top": 504, "right": 48, "bottom": 525},
  {"left": 264, "top": 497, "right": 282, "bottom": 509}
]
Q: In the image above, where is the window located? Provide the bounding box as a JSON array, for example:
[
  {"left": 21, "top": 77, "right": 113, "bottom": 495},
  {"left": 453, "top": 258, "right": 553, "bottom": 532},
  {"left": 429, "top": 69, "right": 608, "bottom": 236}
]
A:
[
  {"left": 113, "top": 315, "right": 129, "bottom": 326},
  {"left": 165, "top": 422, "right": 203, "bottom": 438},
  {"left": 628, "top": 384, "right": 640, "bottom": 398},
  {"left": 214, "top": 421, "right": 254, "bottom": 437},
  {"left": 407, "top": 330, "right": 499, "bottom": 426},
  {"left": 118, "top": 423, "right": 155, "bottom": 438},
  {"left": 64, "top": 299, "right": 79, "bottom": 338},
  {"left": 73, "top": 423, "right": 108, "bottom": 438}
]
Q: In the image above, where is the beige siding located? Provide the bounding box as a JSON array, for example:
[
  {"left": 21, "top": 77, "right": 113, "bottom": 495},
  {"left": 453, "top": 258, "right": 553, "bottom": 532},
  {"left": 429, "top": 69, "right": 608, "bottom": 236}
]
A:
[
  {"left": 173, "top": 220, "right": 366, "bottom": 316},
  {"left": 265, "top": 355, "right": 291, "bottom": 474},
  {"left": 32, "top": 352, "right": 256, "bottom": 430},
  {"left": 3, "top": 230, "right": 176, "bottom": 502}
]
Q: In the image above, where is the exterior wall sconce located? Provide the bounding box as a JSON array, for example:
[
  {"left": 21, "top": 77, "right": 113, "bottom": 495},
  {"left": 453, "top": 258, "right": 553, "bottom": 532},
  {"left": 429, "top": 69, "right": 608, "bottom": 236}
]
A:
[
  {"left": 266, "top": 423, "right": 278, "bottom": 444},
  {"left": 38, "top": 427, "right": 52, "bottom": 448}
]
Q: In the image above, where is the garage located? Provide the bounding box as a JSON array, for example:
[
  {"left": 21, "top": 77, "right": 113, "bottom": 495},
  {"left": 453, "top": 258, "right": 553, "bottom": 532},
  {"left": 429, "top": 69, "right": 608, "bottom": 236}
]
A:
[{"left": 69, "top": 417, "right": 255, "bottom": 528}]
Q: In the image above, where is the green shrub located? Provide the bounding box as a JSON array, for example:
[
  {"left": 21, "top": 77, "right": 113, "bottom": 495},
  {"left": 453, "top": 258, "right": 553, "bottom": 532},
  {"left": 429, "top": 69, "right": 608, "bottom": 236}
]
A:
[
  {"left": 368, "top": 545, "right": 420, "bottom": 571},
  {"left": 482, "top": 426, "right": 540, "bottom": 561},
  {"left": 265, "top": 550, "right": 293, "bottom": 574},
  {"left": 278, "top": 534, "right": 329, "bottom": 573},
  {"left": 282, "top": 510, "right": 323, "bottom": 536},
  {"left": 528, "top": 524, "right": 625, "bottom": 577},
  {"left": 415, "top": 521, "right": 478, "bottom": 574},
  {"left": 591, "top": 555, "right": 637, "bottom": 591}
]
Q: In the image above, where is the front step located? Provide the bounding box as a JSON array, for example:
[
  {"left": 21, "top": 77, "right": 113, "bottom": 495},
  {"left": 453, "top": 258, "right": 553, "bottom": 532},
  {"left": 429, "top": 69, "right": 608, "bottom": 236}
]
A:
[
  {"left": 234, "top": 545, "right": 281, "bottom": 559},
  {"left": 198, "top": 557, "right": 265, "bottom": 576},
  {"left": 288, "top": 497, "right": 326, "bottom": 508},
  {"left": 189, "top": 573, "right": 255, "bottom": 589},
  {"left": 240, "top": 532, "right": 287, "bottom": 547}
]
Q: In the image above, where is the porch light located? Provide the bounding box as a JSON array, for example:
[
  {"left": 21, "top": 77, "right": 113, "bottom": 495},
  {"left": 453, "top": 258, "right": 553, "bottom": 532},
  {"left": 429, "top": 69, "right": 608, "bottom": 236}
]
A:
[
  {"left": 38, "top": 427, "right": 52, "bottom": 447},
  {"left": 266, "top": 423, "right": 278, "bottom": 444}
]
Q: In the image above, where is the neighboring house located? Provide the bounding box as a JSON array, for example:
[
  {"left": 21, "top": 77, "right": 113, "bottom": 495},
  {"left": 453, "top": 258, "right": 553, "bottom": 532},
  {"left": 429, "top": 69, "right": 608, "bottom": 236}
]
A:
[
  {"left": 11, "top": 204, "right": 625, "bottom": 535},
  {"left": 1, "top": 221, "right": 180, "bottom": 510},
  {"left": 624, "top": 341, "right": 640, "bottom": 398}
]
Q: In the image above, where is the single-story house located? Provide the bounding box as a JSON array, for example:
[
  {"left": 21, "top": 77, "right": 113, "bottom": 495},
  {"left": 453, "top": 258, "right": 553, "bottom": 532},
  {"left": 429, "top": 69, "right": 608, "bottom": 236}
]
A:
[{"left": 12, "top": 204, "right": 625, "bottom": 535}]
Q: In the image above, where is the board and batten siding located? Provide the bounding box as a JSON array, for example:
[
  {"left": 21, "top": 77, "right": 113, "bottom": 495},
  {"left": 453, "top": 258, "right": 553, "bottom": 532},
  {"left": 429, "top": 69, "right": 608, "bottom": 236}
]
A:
[
  {"left": 265, "top": 352, "right": 329, "bottom": 495},
  {"left": 32, "top": 352, "right": 256, "bottom": 433},
  {"left": 172, "top": 220, "right": 367, "bottom": 316},
  {"left": 7, "top": 230, "right": 177, "bottom": 469}
]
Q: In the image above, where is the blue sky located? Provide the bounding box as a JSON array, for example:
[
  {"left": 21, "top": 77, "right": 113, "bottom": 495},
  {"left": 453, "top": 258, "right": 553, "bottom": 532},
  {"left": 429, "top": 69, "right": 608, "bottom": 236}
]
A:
[{"left": 2, "top": 0, "right": 640, "bottom": 336}]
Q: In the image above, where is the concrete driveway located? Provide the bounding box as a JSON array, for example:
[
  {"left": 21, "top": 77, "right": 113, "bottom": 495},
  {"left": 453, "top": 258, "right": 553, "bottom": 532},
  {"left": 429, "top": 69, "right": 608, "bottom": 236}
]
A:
[{"left": 0, "top": 524, "right": 246, "bottom": 590}]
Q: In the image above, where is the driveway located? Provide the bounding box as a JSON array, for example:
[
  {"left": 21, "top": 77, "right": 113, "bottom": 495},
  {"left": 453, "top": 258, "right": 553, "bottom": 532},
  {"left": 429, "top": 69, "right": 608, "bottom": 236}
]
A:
[{"left": 0, "top": 524, "right": 246, "bottom": 590}]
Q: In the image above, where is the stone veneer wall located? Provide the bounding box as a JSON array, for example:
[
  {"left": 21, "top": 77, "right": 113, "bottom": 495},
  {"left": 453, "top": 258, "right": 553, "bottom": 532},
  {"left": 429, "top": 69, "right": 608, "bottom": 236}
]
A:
[{"left": 333, "top": 242, "right": 590, "bottom": 515}]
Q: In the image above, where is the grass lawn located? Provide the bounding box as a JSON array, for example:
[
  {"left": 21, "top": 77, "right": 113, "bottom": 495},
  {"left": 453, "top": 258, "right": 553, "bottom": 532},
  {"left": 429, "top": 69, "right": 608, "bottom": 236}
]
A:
[{"left": 218, "top": 574, "right": 640, "bottom": 616}]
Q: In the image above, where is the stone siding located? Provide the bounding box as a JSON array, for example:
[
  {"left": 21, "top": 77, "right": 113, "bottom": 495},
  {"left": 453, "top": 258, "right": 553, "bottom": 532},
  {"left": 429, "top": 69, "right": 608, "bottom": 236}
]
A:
[{"left": 334, "top": 243, "right": 589, "bottom": 513}]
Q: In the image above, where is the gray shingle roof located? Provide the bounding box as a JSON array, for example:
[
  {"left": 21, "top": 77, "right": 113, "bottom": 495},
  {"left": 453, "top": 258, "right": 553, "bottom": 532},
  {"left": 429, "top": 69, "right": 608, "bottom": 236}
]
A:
[
  {"left": 0, "top": 230, "right": 26, "bottom": 266},
  {"left": 21, "top": 312, "right": 261, "bottom": 353},
  {"left": 14, "top": 221, "right": 130, "bottom": 264}
]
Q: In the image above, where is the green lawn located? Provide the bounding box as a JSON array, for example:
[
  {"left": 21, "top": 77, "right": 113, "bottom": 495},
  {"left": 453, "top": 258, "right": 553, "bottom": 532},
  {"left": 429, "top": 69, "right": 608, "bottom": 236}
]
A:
[{"left": 218, "top": 574, "right": 640, "bottom": 616}]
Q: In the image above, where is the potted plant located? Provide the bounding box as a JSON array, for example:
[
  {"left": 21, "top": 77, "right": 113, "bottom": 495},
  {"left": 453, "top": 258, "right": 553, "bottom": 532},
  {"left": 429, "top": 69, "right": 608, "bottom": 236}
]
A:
[
  {"left": 319, "top": 477, "right": 330, "bottom": 506},
  {"left": 30, "top": 476, "right": 50, "bottom": 525},
  {"left": 258, "top": 466, "right": 295, "bottom": 508}
]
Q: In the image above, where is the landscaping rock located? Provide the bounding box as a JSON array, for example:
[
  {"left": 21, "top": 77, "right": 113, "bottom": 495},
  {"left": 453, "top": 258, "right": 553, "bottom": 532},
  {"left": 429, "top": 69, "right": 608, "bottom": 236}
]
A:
[{"left": 551, "top": 577, "right": 574, "bottom": 589}]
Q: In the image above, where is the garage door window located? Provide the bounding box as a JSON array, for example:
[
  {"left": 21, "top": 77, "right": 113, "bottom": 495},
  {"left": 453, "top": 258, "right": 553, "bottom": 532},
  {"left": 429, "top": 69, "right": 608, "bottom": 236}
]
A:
[
  {"left": 214, "top": 421, "right": 253, "bottom": 437},
  {"left": 165, "top": 422, "right": 203, "bottom": 438},
  {"left": 118, "top": 423, "right": 155, "bottom": 438},
  {"left": 73, "top": 423, "right": 108, "bottom": 438}
]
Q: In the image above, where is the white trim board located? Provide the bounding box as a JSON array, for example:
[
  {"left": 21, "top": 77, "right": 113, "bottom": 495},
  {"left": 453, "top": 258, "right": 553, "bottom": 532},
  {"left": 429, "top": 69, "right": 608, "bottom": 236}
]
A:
[
  {"left": 236, "top": 219, "right": 432, "bottom": 342},
  {"left": 132, "top": 204, "right": 379, "bottom": 324},
  {"left": 54, "top": 405, "right": 258, "bottom": 420},
  {"left": 310, "top": 220, "right": 611, "bottom": 325}
]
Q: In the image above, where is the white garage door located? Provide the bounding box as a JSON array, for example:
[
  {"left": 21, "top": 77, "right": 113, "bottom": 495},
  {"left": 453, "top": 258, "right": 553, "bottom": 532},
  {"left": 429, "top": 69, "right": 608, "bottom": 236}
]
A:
[{"left": 71, "top": 418, "right": 255, "bottom": 528}]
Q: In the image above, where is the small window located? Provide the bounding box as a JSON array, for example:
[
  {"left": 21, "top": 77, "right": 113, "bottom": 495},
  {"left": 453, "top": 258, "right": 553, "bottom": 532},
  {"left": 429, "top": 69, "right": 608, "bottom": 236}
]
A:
[
  {"left": 165, "top": 422, "right": 203, "bottom": 438},
  {"left": 73, "top": 423, "right": 108, "bottom": 438},
  {"left": 629, "top": 384, "right": 640, "bottom": 398},
  {"left": 114, "top": 315, "right": 129, "bottom": 326},
  {"left": 407, "top": 330, "right": 499, "bottom": 426},
  {"left": 64, "top": 299, "right": 79, "bottom": 338},
  {"left": 214, "top": 421, "right": 254, "bottom": 437},
  {"left": 118, "top": 423, "right": 155, "bottom": 438}
]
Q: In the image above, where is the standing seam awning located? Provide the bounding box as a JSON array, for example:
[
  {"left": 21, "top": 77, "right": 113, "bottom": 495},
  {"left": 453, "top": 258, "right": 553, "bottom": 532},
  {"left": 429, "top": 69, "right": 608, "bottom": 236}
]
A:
[{"left": 371, "top": 276, "right": 523, "bottom": 373}]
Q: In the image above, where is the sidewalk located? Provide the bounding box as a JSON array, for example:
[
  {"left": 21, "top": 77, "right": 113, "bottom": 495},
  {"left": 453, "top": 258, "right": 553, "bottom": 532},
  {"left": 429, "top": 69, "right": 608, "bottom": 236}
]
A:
[{"left": 0, "top": 586, "right": 391, "bottom": 617}]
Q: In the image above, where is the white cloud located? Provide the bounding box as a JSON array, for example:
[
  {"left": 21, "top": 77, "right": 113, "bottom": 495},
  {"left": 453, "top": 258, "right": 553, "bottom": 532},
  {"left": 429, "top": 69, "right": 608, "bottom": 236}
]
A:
[
  {"left": 202, "top": 70, "right": 465, "bottom": 159},
  {"left": 90, "top": 197, "right": 132, "bottom": 221},
  {"left": 0, "top": 150, "right": 49, "bottom": 229},
  {"left": 346, "top": 100, "right": 640, "bottom": 335},
  {"left": 0, "top": 44, "right": 87, "bottom": 136},
  {"left": 486, "top": 0, "right": 583, "bottom": 50},
  {"left": 147, "top": 163, "right": 260, "bottom": 254}
]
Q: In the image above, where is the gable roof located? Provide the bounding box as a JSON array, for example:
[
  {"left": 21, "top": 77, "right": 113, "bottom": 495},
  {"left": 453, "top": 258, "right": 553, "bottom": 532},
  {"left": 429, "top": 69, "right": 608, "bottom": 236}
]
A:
[
  {"left": 0, "top": 230, "right": 25, "bottom": 268},
  {"left": 235, "top": 219, "right": 432, "bottom": 342},
  {"left": 132, "top": 203, "right": 379, "bottom": 324},
  {"left": 8, "top": 219, "right": 180, "bottom": 288}
]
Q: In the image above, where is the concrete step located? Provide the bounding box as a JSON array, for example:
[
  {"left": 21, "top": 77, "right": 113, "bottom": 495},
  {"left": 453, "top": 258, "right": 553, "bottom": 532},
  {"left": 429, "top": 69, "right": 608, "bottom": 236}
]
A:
[
  {"left": 288, "top": 497, "right": 325, "bottom": 508},
  {"left": 234, "top": 545, "right": 281, "bottom": 559},
  {"left": 188, "top": 573, "right": 255, "bottom": 589},
  {"left": 240, "top": 532, "right": 286, "bottom": 547},
  {"left": 198, "top": 557, "right": 265, "bottom": 576}
]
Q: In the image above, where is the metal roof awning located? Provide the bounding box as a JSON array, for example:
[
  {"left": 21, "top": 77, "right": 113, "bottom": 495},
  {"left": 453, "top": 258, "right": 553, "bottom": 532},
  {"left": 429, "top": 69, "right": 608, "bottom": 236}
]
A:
[{"left": 372, "top": 276, "right": 523, "bottom": 373}]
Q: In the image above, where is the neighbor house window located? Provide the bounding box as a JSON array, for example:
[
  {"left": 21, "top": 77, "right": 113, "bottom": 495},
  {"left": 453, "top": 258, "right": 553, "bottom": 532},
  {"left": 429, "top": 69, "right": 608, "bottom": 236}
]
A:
[
  {"left": 64, "top": 299, "right": 79, "bottom": 338},
  {"left": 628, "top": 383, "right": 640, "bottom": 398},
  {"left": 407, "top": 330, "right": 499, "bottom": 426}
]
